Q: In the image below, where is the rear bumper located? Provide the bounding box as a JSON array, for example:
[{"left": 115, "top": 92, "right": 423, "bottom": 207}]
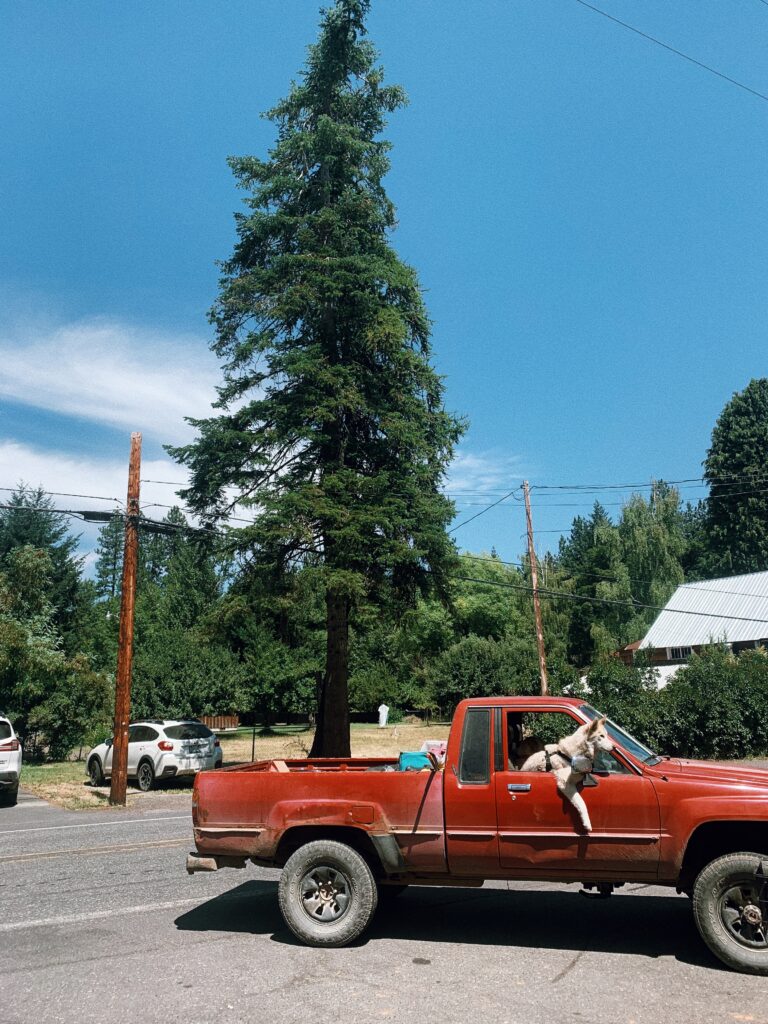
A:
[
  {"left": 186, "top": 852, "right": 248, "bottom": 874},
  {"left": 159, "top": 753, "right": 219, "bottom": 778},
  {"left": 0, "top": 771, "right": 19, "bottom": 788}
]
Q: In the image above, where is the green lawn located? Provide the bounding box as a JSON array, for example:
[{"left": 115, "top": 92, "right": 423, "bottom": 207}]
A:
[{"left": 21, "top": 761, "right": 87, "bottom": 786}]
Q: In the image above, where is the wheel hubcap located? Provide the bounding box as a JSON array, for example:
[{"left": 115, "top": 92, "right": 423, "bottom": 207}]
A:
[
  {"left": 720, "top": 882, "right": 768, "bottom": 949},
  {"left": 299, "top": 865, "right": 351, "bottom": 923}
]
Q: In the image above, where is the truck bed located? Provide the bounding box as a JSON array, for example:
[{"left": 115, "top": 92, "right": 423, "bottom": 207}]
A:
[{"left": 193, "top": 757, "right": 447, "bottom": 874}]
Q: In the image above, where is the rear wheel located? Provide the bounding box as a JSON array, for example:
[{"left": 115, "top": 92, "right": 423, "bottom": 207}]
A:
[
  {"left": 278, "top": 840, "right": 378, "bottom": 947},
  {"left": 0, "top": 786, "right": 18, "bottom": 807},
  {"left": 136, "top": 760, "right": 156, "bottom": 792},
  {"left": 88, "top": 758, "right": 104, "bottom": 787},
  {"left": 693, "top": 852, "right": 768, "bottom": 975}
]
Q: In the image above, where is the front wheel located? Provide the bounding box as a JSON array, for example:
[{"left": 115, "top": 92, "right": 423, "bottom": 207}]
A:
[
  {"left": 693, "top": 852, "right": 768, "bottom": 975},
  {"left": 136, "top": 760, "right": 155, "bottom": 792},
  {"left": 278, "top": 840, "right": 378, "bottom": 947}
]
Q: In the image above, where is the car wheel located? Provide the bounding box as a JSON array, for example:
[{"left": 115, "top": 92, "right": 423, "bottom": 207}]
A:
[
  {"left": 136, "top": 760, "right": 156, "bottom": 792},
  {"left": 278, "top": 840, "right": 378, "bottom": 947},
  {"left": 88, "top": 758, "right": 104, "bottom": 787},
  {"left": 693, "top": 851, "right": 768, "bottom": 975},
  {"left": 0, "top": 786, "right": 18, "bottom": 807}
]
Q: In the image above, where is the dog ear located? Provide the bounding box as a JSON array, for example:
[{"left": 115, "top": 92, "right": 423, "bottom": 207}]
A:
[{"left": 587, "top": 717, "right": 603, "bottom": 735}]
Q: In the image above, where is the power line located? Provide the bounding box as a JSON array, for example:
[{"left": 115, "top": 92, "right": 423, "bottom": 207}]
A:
[
  {"left": 140, "top": 479, "right": 188, "bottom": 486},
  {"left": 457, "top": 552, "right": 768, "bottom": 604},
  {"left": 534, "top": 473, "right": 768, "bottom": 492},
  {"left": 0, "top": 485, "right": 121, "bottom": 504},
  {"left": 446, "top": 572, "right": 768, "bottom": 625},
  {"left": 573, "top": 0, "right": 768, "bottom": 103},
  {"left": 140, "top": 500, "right": 258, "bottom": 527},
  {"left": 448, "top": 485, "right": 523, "bottom": 534}
]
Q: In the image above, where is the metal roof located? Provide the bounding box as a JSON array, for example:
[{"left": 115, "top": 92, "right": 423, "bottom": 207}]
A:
[{"left": 639, "top": 570, "right": 768, "bottom": 650}]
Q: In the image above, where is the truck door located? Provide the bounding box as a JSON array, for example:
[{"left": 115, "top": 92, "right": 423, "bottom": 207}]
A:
[
  {"left": 444, "top": 706, "right": 499, "bottom": 875},
  {"left": 494, "top": 708, "right": 661, "bottom": 878}
]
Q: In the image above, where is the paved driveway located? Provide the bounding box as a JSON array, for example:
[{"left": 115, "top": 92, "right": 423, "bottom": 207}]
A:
[{"left": 1, "top": 792, "right": 767, "bottom": 1024}]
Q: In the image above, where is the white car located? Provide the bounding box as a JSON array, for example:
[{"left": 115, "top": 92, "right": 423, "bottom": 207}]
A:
[
  {"left": 0, "top": 715, "right": 22, "bottom": 806},
  {"left": 87, "top": 720, "right": 223, "bottom": 792}
]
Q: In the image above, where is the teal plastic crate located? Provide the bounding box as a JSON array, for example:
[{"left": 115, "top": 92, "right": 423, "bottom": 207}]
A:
[{"left": 398, "top": 751, "right": 433, "bottom": 771}]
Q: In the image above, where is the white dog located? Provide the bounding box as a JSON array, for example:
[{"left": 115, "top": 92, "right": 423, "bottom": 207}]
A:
[{"left": 520, "top": 717, "right": 614, "bottom": 832}]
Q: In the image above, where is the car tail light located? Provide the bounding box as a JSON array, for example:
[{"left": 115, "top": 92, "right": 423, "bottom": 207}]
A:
[
  {"left": 158, "top": 740, "right": 174, "bottom": 751},
  {"left": 214, "top": 738, "right": 220, "bottom": 747},
  {"left": 0, "top": 738, "right": 20, "bottom": 751}
]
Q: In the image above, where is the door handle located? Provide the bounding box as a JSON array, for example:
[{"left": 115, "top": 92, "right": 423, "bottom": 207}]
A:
[{"left": 507, "top": 783, "right": 531, "bottom": 793}]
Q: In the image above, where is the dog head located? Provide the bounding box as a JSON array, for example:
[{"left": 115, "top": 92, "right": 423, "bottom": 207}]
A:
[{"left": 586, "top": 716, "right": 614, "bottom": 754}]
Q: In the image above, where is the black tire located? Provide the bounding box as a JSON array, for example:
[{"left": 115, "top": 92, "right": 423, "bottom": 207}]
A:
[
  {"left": 136, "top": 759, "right": 156, "bottom": 792},
  {"left": 692, "top": 851, "right": 768, "bottom": 975},
  {"left": 88, "top": 758, "right": 104, "bottom": 787},
  {"left": 0, "top": 786, "right": 18, "bottom": 807},
  {"left": 278, "top": 840, "right": 378, "bottom": 947}
]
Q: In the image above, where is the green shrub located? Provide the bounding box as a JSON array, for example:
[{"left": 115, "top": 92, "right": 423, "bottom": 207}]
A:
[{"left": 659, "top": 646, "right": 768, "bottom": 759}]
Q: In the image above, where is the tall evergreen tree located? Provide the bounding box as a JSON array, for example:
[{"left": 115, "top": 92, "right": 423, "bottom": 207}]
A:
[
  {"left": 704, "top": 379, "right": 768, "bottom": 574},
  {"left": 558, "top": 502, "right": 620, "bottom": 665},
  {"left": 93, "top": 511, "right": 124, "bottom": 599},
  {"left": 0, "top": 484, "right": 84, "bottom": 644},
  {"left": 170, "top": 0, "right": 463, "bottom": 755}
]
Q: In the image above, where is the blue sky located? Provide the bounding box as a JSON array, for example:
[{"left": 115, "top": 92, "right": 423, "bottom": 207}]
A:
[{"left": 1, "top": 0, "right": 767, "bottom": 567}]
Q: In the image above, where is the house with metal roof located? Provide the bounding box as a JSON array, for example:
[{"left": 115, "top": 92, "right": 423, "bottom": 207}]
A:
[{"left": 635, "top": 570, "right": 768, "bottom": 686}]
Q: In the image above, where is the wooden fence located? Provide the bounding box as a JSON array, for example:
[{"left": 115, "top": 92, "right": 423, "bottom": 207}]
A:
[{"left": 201, "top": 714, "right": 240, "bottom": 732}]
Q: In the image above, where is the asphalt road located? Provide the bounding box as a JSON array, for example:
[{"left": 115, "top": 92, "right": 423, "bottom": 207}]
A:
[{"left": 2, "top": 790, "right": 767, "bottom": 1024}]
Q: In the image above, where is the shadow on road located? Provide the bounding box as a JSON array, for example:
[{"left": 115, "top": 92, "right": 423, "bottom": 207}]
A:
[{"left": 175, "top": 879, "right": 718, "bottom": 970}]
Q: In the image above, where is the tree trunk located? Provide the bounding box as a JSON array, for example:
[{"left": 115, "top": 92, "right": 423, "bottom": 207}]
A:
[{"left": 309, "top": 588, "right": 351, "bottom": 757}]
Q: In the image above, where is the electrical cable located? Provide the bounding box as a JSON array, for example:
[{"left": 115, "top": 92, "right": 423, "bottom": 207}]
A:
[
  {"left": 457, "top": 552, "right": 768, "bottom": 603},
  {"left": 573, "top": 0, "right": 768, "bottom": 103},
  {"left": 0, "top": 485, "right": 122, "bottom": 504},
  {"left": 447, "top": 485, "right": 523, "bottom": 534},
  {"left": 445, "top": 572, "right": 768, "bottom": 625}
]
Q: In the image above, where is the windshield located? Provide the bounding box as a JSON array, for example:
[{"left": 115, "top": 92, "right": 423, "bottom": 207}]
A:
[{"left": 579, "top": 704, "right": 660, "bottom": 765}]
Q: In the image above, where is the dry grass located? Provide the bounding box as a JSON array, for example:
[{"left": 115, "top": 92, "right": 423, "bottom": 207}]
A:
[
  {"left": 19, "top": 722, "right": 450, "bottom": 810},
  {"left": 218, "top": 721, "right": 450, "bottom": 763},
  {"left": 20, "top": 762, "right": 112, "bottom": 810}
]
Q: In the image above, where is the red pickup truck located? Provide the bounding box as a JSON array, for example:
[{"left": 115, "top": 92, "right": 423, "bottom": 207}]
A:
[{"left": 188, "top": 696, "right": 768, "bottom": 974}]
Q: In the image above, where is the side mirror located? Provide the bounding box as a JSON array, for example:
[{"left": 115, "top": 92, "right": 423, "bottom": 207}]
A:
[
  {"left": 582, "top": 773, "right": 598, "bottom": 788},
  {"left": 106, "top": 738, "right": 113, "bottom": 747}
]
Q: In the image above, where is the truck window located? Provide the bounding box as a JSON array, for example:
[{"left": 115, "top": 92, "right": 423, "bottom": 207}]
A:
[
  {"left": 521, "top": 711, "right": 630, "bottom": 774},
  {"left": 459, "top": 709, "right": 491, "bottom": 784}
]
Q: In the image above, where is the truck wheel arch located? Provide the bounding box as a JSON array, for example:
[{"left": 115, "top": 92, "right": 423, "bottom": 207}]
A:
[
  {"left": 275, "top": 825, "right": 397, "bottom": 878},
  {"left": 679, "top": 821, "right": 768, "bottom": 893}
]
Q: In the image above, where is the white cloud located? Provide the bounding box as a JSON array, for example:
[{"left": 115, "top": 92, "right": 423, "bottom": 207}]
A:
[
  {"left": 0, "top": 441, "right": 196, "bottom": 570},
  {"left": 0, "top": 439, "right": 188, "bottom": 515},
  {"left": 0, "top": 316, "right": 220, "bottom": 445},
  {"left": 0, "top": 439, "right": 253, "bottom": 535},
  {"left": 446, "top": 449, "right": 524, "bottom": 498}
]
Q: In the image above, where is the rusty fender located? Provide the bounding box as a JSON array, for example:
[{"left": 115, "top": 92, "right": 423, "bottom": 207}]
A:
[{"left": 194, "top": 798, "right": 400, "bottom": 867}]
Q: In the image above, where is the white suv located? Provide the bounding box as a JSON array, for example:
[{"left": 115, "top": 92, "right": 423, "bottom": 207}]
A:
[
  {"left": 87, "top": 720, "right": 223, "bottom": 792},
  {"left": 0, "top": 715, "right": 22, "bottom": 806}
]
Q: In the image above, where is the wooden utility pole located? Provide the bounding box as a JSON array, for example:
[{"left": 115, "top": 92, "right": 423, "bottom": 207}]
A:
[
  {"left": 109, "top": 432, "right": 142, "bottom": 806},
  {"left": 523, "top": 480, "right": 549, "bottom": 696}
]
